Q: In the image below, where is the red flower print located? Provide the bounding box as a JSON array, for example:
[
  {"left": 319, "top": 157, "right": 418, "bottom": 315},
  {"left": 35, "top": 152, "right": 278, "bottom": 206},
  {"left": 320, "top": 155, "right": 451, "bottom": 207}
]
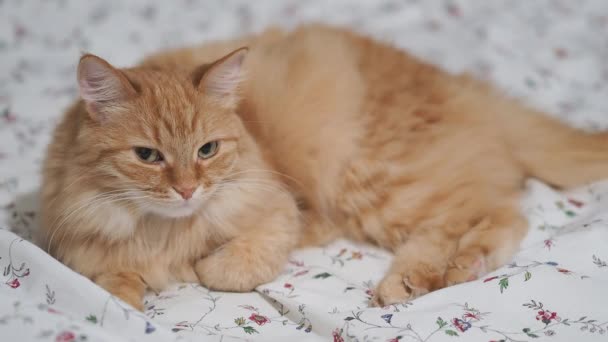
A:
[
  {"left": 7, "top": 278, "right": 20, "bottom": 288},
  {"left": 387, "top": 337, "right": 402, "bottom": 342},
  {"left": 556, "top": 268, "right": 571, "bottom": 274},
  {"left": 536, "top": 310, "right": 559, "bottom": 324},
  {"left": 248, "top": 313, "right": 269, "bottom": 326},
  {"left": 544, "top": 239, "right": 554, "bottom": 250},
  {"left": 567, "top": 198, "right": 584, "bottom": 208},
  {"left": 284, "top": 283, "right": 293, "bottom": 289},
  {"left": 294, "top": 270, "right": 309, "bottom": 277},
  {"left": 464, "top": 312, "right": 480, "bottom": 320},
  {"left": 483, "top": 276, "right": 498, "bottom": 283},
  {"left": 55, "top": 331, "right": 75, "bottom": 342},
  {"left": 452, "top": 318, "right": 472, "bottom": 332},
  {"left": 333, "top": 328, "right": 345, "bottom": 342},
  {"left": 365, "top": 289, "right": 374, "bottom": 297}
]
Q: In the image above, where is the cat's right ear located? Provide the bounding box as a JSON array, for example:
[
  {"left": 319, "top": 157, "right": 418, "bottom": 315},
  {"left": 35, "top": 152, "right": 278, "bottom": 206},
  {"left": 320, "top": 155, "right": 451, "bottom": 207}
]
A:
[{"left": 77, "top": 54, "right": 137, "bottom": 121}]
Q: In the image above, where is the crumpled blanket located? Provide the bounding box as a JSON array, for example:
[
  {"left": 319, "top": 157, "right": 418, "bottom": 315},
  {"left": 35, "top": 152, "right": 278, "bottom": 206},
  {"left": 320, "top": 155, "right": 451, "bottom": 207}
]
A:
[{"left": 1, "top": 1, "right": 608, "bottom": 341}]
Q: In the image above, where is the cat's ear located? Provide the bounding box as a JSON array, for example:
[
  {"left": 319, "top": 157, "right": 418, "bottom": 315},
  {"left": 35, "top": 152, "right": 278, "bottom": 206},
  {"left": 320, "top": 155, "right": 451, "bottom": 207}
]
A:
[
  {"left": 77, "top": 54, "right": 137, "bottom": 121},
  {"left": 198, "top": 47, "right": 248, "bottom": 104}
]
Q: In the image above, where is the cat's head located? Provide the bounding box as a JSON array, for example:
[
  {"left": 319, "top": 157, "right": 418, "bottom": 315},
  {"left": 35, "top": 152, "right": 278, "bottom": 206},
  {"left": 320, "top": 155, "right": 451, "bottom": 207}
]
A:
[{"left": 76, "top": 48, "right": 251, "bottom": 218}]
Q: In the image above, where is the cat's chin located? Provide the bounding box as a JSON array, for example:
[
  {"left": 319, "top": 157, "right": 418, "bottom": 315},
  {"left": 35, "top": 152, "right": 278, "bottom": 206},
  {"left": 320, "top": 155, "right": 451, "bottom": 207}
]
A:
[{"left": 145, "top": 201, "right": 202, "bottom": 218}]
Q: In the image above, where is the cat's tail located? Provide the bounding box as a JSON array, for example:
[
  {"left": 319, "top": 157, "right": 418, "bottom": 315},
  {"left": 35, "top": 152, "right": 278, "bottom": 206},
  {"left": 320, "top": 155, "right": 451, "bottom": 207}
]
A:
[{"left": 498, "top": 100, "right": 608, "bottom": 188}]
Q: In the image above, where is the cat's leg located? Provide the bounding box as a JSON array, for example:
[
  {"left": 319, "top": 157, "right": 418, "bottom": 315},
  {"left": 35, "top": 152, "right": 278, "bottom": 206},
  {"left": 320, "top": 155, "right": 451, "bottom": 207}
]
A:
[
  {"left": 372, "top": 227, "right": 460, "bottom": 306},
  {"left": 94, "top": 271, "right": 147, "bottom": 311},
  {"left": 444, "top": 205, "right": 528, "bottom": 285},
  {"left": 194, "top": 209, "right": 299, "bottom": 292}
]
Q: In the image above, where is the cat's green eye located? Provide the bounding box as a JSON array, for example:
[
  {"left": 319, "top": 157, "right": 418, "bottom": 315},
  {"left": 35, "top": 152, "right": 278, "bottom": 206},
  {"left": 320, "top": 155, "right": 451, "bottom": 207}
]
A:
[
  {"left": 198, "top": 141, "right": 219, "bottom": 159},
  {"left": 134, "top": 147, "right": 163, "bottom": 163}
]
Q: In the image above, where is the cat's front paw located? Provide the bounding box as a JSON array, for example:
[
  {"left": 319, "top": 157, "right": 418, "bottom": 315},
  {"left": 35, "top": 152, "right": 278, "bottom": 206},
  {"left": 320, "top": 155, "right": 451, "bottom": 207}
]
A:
[
  {"left": 195, "top": 245, "right": 283, "bottom": 292},
  {"left": 372, "top": 264, "right": 444, "bottom": 307},
  {"left": 94, "top": 271, "right": 146, "bottom": 311}
]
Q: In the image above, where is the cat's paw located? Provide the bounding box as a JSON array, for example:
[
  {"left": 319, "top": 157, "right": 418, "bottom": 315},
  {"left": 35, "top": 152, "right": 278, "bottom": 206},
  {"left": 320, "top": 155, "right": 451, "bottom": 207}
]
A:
[
  {"left": 195, "top": 246, "right": 281, "bottom": 292},
  {"left": 94, "top": 272, "right": 145, "bottom": 311},
  {"left": 372, "top": 265, "right": 444, "bottom": 307},
  {"left": 444, "top": 253, "right": 487, "bottom": 286}
]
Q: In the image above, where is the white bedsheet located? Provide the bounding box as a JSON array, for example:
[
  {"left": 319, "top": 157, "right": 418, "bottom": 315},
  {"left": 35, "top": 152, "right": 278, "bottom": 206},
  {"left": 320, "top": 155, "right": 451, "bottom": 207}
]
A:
[{"left": 2, "top": 1, "right": 608, "bottom": 341}]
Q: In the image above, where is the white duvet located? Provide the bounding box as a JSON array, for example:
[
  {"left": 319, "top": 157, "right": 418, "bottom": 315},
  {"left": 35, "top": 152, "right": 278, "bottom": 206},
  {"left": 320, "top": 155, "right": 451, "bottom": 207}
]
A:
[{"left": 1, "top": 1, "right": 608, "bottom": 341}]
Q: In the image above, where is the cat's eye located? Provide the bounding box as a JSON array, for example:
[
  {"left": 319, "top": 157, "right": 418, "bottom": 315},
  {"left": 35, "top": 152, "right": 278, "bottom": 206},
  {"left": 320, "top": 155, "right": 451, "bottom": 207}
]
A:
[
  {"left": 198, "top": 141, "right": 219, "bottom": 159},
  {"left": 134, "top": 147, "right": 163, "bottom": 163}
]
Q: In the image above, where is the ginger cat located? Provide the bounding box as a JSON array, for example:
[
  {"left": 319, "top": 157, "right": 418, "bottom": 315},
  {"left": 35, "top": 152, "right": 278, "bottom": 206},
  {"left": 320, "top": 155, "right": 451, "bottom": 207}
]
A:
[
  {"left": 40, "top": 24, "right": 608, "bottom": 309},
  {"left": 38, "top": 46, "right": 300, "bottom": 310}
]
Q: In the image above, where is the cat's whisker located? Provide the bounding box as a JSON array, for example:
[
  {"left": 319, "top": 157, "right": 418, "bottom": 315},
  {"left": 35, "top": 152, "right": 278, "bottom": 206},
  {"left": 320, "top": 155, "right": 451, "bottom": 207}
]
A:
[
  {"left": 225, "top": 168, "right": 304, "bottom": 189},
  {"left": 55, "top": 193, "right": 155, "bottom": 253},
  {"left": 46, "top": 191, "right": 125, "bottom": 253},
  {"left": 48, "top": 190, "right": 152, "bottom": 253},
  {"left": 220, "top": 179, "right": 290, "bottom": 196}
]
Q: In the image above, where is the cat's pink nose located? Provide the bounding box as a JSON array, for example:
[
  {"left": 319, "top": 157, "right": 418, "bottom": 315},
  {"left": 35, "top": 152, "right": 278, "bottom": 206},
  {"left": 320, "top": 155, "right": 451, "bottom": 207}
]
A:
[{"left": 173, "top": 186, "right": 196, "bottom": 200}]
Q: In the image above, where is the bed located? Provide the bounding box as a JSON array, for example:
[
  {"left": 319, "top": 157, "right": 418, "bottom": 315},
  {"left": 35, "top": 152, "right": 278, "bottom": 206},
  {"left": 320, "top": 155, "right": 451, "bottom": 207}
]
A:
[{"left": 2, "top": 1, "right": 608, "bottom": 341}]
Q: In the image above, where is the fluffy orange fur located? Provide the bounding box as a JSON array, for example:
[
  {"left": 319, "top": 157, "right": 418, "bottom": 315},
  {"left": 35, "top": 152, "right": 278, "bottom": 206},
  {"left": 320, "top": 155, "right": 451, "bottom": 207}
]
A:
[{"left": 40, "top": 24, "right": 608, "bottom": 309}]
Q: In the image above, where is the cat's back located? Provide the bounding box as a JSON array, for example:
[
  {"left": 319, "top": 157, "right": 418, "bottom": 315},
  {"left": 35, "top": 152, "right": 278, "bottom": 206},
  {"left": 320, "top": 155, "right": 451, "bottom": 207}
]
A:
[{"left": 242, "top": 25, "right": 521, "bottom": 232}]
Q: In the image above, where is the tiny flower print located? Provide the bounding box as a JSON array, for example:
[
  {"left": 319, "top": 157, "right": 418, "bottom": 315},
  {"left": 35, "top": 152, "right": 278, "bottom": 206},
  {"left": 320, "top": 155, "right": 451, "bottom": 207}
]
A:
[
  {"left": 7, "top": 278, "right": 20, "bottom": 288},
  {"left": 536, "top": 310, "right": 559, "bottom": 324},
  {"left": 452, "top": 318, "right": 471, "bottom": 332},
  {"left": 333, "top": 328, "right": 345, "bottom": 342},
  {"left": 381, "top": 314, "right": 393, "bottom": 324},
  {"left": 463, "top": 312, "right": 480, "bottom": 320},
  {"left": 249, "top": 313, "right": 269, "bottom": 326},
  {"left": 55, "top": 331, "right": 75, "bottom": 342},
  {"left": 145, "top": 321, "right": 155, "bottom": 334},
  {"left": 568, "top": 198, "right": 584, "bottom": 208},
  {"left": 284, "top": 283, "right": 293, "bottom": 289},
  {"left": 234, "top": 317, "right": 246, "bottom": 326},
  {"left": 294, "top": 270, "right": 309, "bottom": 277}
]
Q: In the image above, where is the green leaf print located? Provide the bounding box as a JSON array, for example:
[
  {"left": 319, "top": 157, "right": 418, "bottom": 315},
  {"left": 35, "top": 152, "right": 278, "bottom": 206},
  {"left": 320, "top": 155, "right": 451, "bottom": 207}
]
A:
[
  {"left": 499, "top": 278, "right": 509, "bottom": 293},
  {"left": 313, "top": 272, "right": 332, "bottom": 279},
  {"left": 436, "top": 317, "right": 447, "bottom": 328},
  {"left": 242, "top": 326, "right": 259, "bottom": 334},
  {"left": 444, "top": 329, "right": 459, "bottom": 336}
]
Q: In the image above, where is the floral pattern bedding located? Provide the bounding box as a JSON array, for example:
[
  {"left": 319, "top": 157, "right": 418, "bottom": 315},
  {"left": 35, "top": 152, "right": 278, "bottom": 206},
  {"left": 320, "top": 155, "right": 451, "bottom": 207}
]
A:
[{"left": 2, "top": 1, "right": 608, "bottom": 341}]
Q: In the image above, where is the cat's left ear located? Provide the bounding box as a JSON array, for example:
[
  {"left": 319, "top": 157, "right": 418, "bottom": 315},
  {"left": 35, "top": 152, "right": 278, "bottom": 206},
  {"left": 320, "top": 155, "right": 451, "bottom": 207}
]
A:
[
  {"left": 77, "top": 54, "right": 138, "bottom": 121},
  {"left": 197, "top": 47, "right": 248, "bottom": 105}
]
